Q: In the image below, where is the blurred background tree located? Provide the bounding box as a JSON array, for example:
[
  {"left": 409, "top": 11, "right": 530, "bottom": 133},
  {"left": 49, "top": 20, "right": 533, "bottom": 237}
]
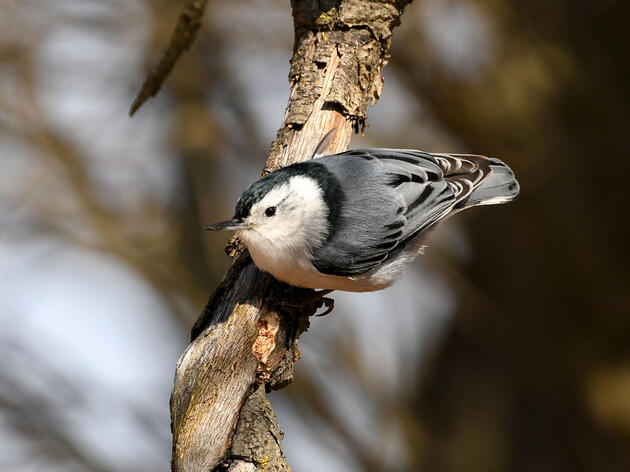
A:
[{"left": 1, "top": 0, "right": 629, "bottom": 471}]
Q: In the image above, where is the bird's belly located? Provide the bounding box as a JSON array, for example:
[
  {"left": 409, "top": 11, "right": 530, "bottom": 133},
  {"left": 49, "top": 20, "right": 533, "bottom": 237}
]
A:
[
  {"left": 250, "top": 244, "right": 419, "bottom": 292},
  {"left": 249, "top": 249, "right": 358, "bottom": 291},
  {"left": 270, "top": 265, "right": 388, "bottom": 292},
  {"left": 247, "top": 231, "right": 427, "bottom": 292}
]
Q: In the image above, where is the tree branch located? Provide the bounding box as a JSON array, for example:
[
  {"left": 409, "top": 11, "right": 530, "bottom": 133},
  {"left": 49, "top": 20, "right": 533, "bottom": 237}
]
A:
[
  {"left": 130, "top": 0, "right": 209, "bottom": 116},
  {"left": 170, "top": 2, "right": 412, "bottom": 471}
]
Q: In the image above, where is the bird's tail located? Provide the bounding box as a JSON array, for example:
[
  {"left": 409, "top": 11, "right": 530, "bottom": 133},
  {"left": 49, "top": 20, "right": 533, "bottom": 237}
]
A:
[
  {"left": 456, "top": 157, "right": 520, "bottom": 209},
  {"left": 431, "top": 153, "right": 520, "bottom": 210}
]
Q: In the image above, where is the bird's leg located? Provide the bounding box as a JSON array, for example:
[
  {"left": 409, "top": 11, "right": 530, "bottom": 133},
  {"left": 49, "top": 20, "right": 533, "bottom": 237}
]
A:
[
  {"left": 266, "top": 285, "right": 335, "bottom": 317},
  {"left": 278, "top": 288, "right": 334, "bottom": 317}
]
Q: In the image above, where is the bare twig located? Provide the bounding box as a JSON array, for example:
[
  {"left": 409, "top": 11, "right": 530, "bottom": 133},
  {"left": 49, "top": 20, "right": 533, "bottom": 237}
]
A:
[{"left": 129, "top": 0, "right": 209, "bottom": 116}]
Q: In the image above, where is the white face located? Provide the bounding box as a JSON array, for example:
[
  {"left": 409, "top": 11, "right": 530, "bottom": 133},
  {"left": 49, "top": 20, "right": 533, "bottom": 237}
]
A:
[{"left": 237, "top": 175, "right": 329, "bottom": 267}]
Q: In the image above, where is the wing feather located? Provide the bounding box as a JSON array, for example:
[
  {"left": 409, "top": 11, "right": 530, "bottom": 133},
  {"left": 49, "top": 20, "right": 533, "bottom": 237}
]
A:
[{"left": 310, "top": 149, "right": 494, "bottom": 276}]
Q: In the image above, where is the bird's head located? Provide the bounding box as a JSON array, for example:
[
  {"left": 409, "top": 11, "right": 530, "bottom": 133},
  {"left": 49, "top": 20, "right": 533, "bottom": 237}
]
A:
[{"left": 205, "top": 170, "right": 330, "bottom": 260}]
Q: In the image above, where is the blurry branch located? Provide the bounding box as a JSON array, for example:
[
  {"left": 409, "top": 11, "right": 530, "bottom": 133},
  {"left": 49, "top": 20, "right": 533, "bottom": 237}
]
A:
[
  {"left": 0, "top": 336, "right": 167, "bottom": 472},
  {"left": 130, "top": 0, "right": 209, "bottom": 115},
  {"left": 290, "top": 361, "right": 390, "bottom": 471},
  {"left": 0, "top": 339, "right": 113, "bottom": 472},
  {"left": 35, "top": 126, "right": 198, "bottom": 324},
  {"left": 2, "top": 54, "right": 201, "bottom": 327},
  {"left": 36, "top": 129, "right": 197, "bottom": 321},
  {"left": 169, "top": 1, "right": 412, "bottom": 471}
]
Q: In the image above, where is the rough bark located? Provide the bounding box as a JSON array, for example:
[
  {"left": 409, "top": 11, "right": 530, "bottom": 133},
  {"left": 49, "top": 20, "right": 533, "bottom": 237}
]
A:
[{"left": 170, "top": 2, "right": 412, "bottom": 471}]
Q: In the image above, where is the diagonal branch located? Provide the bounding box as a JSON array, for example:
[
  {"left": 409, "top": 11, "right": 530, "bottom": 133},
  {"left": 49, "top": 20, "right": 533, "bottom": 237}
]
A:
[
  {"left": 170, "top": 2, "right": 412, "bottom": 471},
  {"left": 130, "top": 0, "right": 209, "bottom": 116}
]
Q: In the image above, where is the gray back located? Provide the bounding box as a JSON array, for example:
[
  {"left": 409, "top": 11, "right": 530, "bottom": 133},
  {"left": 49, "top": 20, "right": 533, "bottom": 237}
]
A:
[{"left": 311, "top": 149, "right": 456, "bottom": 276}]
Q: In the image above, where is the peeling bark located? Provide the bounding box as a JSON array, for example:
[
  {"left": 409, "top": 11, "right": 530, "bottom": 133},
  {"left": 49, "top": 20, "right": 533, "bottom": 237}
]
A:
[{"left": 171, "top": 2, "right": 412, "bottom": 471}]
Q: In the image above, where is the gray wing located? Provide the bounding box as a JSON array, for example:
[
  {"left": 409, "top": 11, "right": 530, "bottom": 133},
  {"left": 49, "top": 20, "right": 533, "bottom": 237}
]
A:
[{"left": 311, "top": 149, "right": 490, "bottom": 276}]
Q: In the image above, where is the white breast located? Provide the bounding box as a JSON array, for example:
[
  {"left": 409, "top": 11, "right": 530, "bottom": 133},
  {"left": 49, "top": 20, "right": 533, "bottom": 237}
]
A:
[{"left": 249, "top": 234, "right": 427, "bottom": 293}]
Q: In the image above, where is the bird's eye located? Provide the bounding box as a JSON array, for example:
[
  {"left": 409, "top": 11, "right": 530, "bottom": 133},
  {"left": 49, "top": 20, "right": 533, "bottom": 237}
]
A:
[{"left": 265, "top": 206, "right": 276, "bottom": 217}]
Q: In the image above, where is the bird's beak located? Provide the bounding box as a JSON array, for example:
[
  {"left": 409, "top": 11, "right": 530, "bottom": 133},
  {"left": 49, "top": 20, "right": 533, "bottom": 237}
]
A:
[{"left": 204, "top": 219, "right": 245, "bottom": 231}]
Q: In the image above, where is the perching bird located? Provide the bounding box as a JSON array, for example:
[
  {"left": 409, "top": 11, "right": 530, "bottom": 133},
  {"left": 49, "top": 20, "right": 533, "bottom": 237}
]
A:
[{"left": 206, "top": 132, "right": 519, "bottom": 292}]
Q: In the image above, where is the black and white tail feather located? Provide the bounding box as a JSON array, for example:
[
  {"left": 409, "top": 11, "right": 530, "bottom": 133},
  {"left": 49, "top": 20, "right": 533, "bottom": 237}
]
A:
[{"left": 432, "top": 153, "right": 520, "bottom": 209}]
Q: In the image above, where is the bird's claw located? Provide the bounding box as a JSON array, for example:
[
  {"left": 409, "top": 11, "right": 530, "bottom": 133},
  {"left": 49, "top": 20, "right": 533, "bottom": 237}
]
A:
[
  {"left": 269, "top": 288, "right": 335, "bottom": 317},
  {"left": 314, "top": 297, "right": 334, "bottom": 316}
]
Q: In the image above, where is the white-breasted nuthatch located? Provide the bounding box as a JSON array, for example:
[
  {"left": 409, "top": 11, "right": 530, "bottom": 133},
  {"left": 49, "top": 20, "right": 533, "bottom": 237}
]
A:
[{"left": 206, "top": 131, "right": 519, "bottom": 292}]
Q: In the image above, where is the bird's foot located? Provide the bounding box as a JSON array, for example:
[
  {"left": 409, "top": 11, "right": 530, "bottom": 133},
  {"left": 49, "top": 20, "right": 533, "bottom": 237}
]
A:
[
  {"left": 313, "top": 290, "right": 335, "bottom": 317},
  {"left": 268, "top": 286, "right": 335, "bottom": 317}
]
